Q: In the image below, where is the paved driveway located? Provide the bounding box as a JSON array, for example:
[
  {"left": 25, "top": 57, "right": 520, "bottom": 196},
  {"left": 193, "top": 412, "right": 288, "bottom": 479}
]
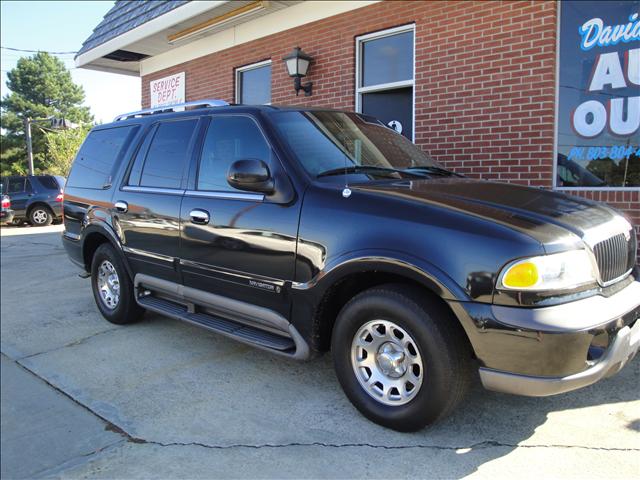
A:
[{"left": 1, "top": 225, "right": 639, "bottom": 479}]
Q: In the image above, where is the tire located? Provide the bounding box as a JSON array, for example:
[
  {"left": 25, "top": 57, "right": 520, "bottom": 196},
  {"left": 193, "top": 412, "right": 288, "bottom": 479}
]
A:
[
  {"left": 29, "top": 207, "right": 53, "bottom": 226},
  {"left": 90, "top": 243, "right": 144, "bottom": 325},
  {"left": 331, "top": 284, "right": 471, "bottom": 432}
]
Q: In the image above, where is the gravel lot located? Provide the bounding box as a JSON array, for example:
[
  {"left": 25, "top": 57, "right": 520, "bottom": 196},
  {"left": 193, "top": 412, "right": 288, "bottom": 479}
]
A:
[{"left": 1, "top": 224, "right": 639, "bottom": 479}]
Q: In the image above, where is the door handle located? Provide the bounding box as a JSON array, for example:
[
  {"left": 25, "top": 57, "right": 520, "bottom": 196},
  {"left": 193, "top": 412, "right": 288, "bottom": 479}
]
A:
[
  {"left": 114, "top": 201, "right": 128, "bottom": 213},
  {"left": 190, "top": 209, "right": 210, "bottom": 225}
]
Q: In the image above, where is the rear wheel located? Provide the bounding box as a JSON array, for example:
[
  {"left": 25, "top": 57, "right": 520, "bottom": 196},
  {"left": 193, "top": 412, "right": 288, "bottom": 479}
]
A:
[
  {"left": 29, "top": 207, "right": 53, "bottom": 226},
  {"left": 331, "top": 284, "right": 471, "bottom": 431},
  {"left": 91, "top": 243, "right": 143, "bottom": 324}
]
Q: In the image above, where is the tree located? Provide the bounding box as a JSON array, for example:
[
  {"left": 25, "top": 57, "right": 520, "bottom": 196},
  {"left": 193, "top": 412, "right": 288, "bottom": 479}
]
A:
[
  {"left": 43, "top": 125, "right": 91, "bottom": 176},
  {"left": 0, "top": 52, "right": 93, "bottom": 176}
]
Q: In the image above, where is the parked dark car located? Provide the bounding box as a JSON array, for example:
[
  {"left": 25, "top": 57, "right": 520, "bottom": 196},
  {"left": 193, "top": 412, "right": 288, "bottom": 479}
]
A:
[
  {"left": 0, "top": 175, "right": 65, "bottom": 226},
  {"left": 62, "top": 100, "right": 640, "bottom": 431},
  {"left": 1, "top": 194, "right": 15, "bottom": 225}
]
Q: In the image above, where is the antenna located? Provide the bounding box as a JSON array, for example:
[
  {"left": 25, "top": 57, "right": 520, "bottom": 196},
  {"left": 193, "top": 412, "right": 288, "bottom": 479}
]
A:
[
  {"left": 342, "top": 150, "right": 351, "bottom": 198},
  {"left": 343, "top": 139, "right": 361, "bottom": 198}
]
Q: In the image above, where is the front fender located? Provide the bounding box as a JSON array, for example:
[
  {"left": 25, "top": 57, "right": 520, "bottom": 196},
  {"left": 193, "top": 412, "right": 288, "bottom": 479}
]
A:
[
  {"left": 292, "top": 248, "right": 470, "bottom": 302},
  {"left": 288, "top": 249, "right": 471, "bottom": 350}
]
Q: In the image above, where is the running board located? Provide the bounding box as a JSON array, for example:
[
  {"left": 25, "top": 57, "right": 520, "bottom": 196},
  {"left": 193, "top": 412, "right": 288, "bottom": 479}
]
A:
[
  {"left": 134, "top": 273, "right": 310, "bottom": 359},
  {"left": 138, "top": 295, "right": 297, "bottom": 352}
]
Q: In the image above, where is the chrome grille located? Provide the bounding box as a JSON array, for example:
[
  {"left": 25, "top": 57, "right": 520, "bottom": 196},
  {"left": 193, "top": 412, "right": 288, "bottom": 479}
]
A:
[{"left": 592, "top": 230, "right": 636, "bottom": 284}]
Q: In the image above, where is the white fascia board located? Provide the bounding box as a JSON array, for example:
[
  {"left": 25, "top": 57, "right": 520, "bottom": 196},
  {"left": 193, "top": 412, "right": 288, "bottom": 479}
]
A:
[
  {"left": 75, "top": 1, "right": 228, "bottom": 68},
  {"left": 79, "top": 63, "right": 140, "bottom": 77},
  {"left": 141, "top": 0, "right": 380, "bottom": 76}
]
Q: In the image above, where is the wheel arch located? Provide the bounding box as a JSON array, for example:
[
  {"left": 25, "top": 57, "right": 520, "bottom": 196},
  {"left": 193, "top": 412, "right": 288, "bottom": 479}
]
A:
[
  {"left": 296, "top": 254, "right": 471, "bottom": 352},
  {"left": 81, "top": 223, "right": 133, "bottom": 279},
  {"left": 26, "top": 201, "right": 53, "bottom": 217}
]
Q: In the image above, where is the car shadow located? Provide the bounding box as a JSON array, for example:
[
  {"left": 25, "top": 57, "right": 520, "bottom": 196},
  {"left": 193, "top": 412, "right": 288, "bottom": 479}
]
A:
[
  {"left": 134, "top": 311, "right": 640, "bottom": 478},
  {"left": 9, "top": 303, "right": 639, "bottom": 479},
  {"left": 374, "top": 355, "right": 640, "bottom": 477}
]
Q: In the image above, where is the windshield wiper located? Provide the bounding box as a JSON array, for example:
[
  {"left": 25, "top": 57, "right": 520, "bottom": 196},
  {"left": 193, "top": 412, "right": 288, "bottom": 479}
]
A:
[
  {"left": 317, "top": 165, "right": 426, "bottom": 178},
  {"left": 403, "top": 166, "right": 464, "bottom": 177}
]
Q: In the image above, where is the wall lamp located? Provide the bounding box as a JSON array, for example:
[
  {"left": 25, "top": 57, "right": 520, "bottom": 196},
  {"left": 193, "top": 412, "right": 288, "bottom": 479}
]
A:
[{"left": 283, "top": 47, "right": 313, "bottom": 96}]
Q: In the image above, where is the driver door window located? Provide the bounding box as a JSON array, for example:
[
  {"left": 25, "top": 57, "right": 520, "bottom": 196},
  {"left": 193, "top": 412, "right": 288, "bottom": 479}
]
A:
[
  {"left": 180, "top": 115, "right": 299, "bottom": 316},
  {"left": 197, "top": 116, "right": 271, "bottom": 192}
]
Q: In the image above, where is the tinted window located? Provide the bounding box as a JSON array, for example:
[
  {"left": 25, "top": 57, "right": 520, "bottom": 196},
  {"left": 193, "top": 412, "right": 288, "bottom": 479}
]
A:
[
  {"left": 361, "top": 30, "right": 413, "bottom": 87},
  {"left": 197, "top": 116, "right": 270, "bottom": 191},
  {"left": 237, "top": 63, "right": 271, "bottom": 104},
  {"left": 140, "top": 119, "right": 198, "bottom": 189},
  {"left": 67, "top": 126, "right": 137, "bottom": 189},
  {"left": 127, "top": 125, "right": 158, "bottom": 186},
  {"left": 6, "top": 177, "right": 25, "bottom": 194},
  {"left": 269, "top": 111, "right": 439, "bottom": 177},
  {"left": 556, "top": 1, "right": 639, "bottom": 187},
  {"left": 37, "top": 176, "right": 60, "bottom": 190}
]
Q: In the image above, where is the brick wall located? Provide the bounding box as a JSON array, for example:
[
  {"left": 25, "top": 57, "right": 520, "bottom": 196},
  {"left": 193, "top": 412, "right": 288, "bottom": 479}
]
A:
[
  {"left": 142, "top": 0, "right": 638, "bottom": 256},
  {"left": 143, "top": 1, "right": 558, "bottom": 186}
]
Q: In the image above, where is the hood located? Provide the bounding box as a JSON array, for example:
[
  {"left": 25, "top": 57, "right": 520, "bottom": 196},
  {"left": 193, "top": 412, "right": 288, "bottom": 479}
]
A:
[{"left": 354, "top": 177, "right": 625, "bottom": 250}]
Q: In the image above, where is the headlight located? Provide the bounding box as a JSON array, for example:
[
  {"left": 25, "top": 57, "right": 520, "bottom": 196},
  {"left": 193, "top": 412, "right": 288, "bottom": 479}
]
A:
[{"left": 499, "top": 250, "right": 596, "bottom": 291}]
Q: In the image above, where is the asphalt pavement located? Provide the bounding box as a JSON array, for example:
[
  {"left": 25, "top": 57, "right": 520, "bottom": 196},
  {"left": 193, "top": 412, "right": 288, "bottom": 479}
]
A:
[{"left": 1, "top": 224, "right": 639, "bottom": 479}]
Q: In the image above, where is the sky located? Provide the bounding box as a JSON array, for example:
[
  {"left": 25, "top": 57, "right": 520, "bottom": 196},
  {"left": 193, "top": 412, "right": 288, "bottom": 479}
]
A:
[{"left": 1, "top": 0, "right": 141, "bottom": 124}]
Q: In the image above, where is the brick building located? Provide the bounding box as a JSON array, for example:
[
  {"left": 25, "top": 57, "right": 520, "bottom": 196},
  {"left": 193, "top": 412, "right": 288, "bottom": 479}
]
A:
[{"left": 77, "top": 0, "right": 639, "bottom": 239}]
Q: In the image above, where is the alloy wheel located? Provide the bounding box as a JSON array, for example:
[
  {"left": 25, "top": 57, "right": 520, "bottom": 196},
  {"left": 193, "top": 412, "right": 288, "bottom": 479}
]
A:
[
  {"left": 351, "top": 319, "right": 424, "bottom": 406},
  {"left": 32, "top": 209, "right": 49, "bottom": 224},
  {"left": 97, "top": 260, "right": 120, "bottom": 309}
]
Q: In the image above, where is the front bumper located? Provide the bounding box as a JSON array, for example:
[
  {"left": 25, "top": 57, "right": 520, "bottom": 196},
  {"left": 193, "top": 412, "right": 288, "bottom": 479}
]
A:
[
  {"left": 479, "top": 318, "right": 640, "bottom": 396},
  {"left": 449, "top": 278, "right": 640, "bottom": 396}
]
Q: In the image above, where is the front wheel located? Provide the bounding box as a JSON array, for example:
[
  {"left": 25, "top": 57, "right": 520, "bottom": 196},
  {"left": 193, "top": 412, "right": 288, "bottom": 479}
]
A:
[
  {"left": 331, "top": 284, "right": 471, "bottom": 431},
  {"left": 29, "top": 207, "right": 53, "bottom": 226},
  {"left": 91, "top": 243, "right": 144, "bottom": 325}
]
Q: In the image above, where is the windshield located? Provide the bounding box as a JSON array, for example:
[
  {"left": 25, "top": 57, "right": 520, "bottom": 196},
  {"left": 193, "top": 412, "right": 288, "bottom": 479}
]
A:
[{"left": 268, "top": 111, "right": 446, "bottom": 179}]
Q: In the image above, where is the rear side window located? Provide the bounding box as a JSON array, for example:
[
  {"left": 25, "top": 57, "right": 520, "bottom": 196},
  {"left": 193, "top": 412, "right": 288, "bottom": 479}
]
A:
[
  {"left": 5, "top": 178, "right": 25, "bottom": 194},
  {"left": 37, "top": 176, "right": 60, "bottom": 190},
  {"left": 139, "top": 119, "right": 198, "bottom": 189},
  {"left": 67, "top": 125, "right": 138, "bottom": 189}
]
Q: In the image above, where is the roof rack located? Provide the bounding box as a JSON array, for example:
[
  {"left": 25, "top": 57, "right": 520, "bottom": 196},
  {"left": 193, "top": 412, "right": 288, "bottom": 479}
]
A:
[{"left": 113, "top": 99, "right": 229, "bottom": 122}]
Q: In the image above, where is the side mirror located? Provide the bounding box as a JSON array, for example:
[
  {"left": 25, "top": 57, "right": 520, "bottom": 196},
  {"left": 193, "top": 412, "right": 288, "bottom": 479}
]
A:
[{"left": 227, "top": 159, "right": 274, "bottom": 194}]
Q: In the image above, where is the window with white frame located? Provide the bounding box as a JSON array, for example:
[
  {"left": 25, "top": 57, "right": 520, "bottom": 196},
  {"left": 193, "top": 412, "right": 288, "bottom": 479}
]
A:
[
  {"left": 236, "top": 60, "right": 271, "bottom": 105},
  {"left": 356, "top": 25, "right": 415, "bottom": 140}
]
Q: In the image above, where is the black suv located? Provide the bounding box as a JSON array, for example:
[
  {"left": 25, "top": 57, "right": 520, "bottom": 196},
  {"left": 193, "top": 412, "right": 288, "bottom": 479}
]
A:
[
  {"left": 62, "top": 100, "right": 639, "bottom": 431},
  {"left": 1, "top": 175, "right": 65, "bottom": 226}
]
